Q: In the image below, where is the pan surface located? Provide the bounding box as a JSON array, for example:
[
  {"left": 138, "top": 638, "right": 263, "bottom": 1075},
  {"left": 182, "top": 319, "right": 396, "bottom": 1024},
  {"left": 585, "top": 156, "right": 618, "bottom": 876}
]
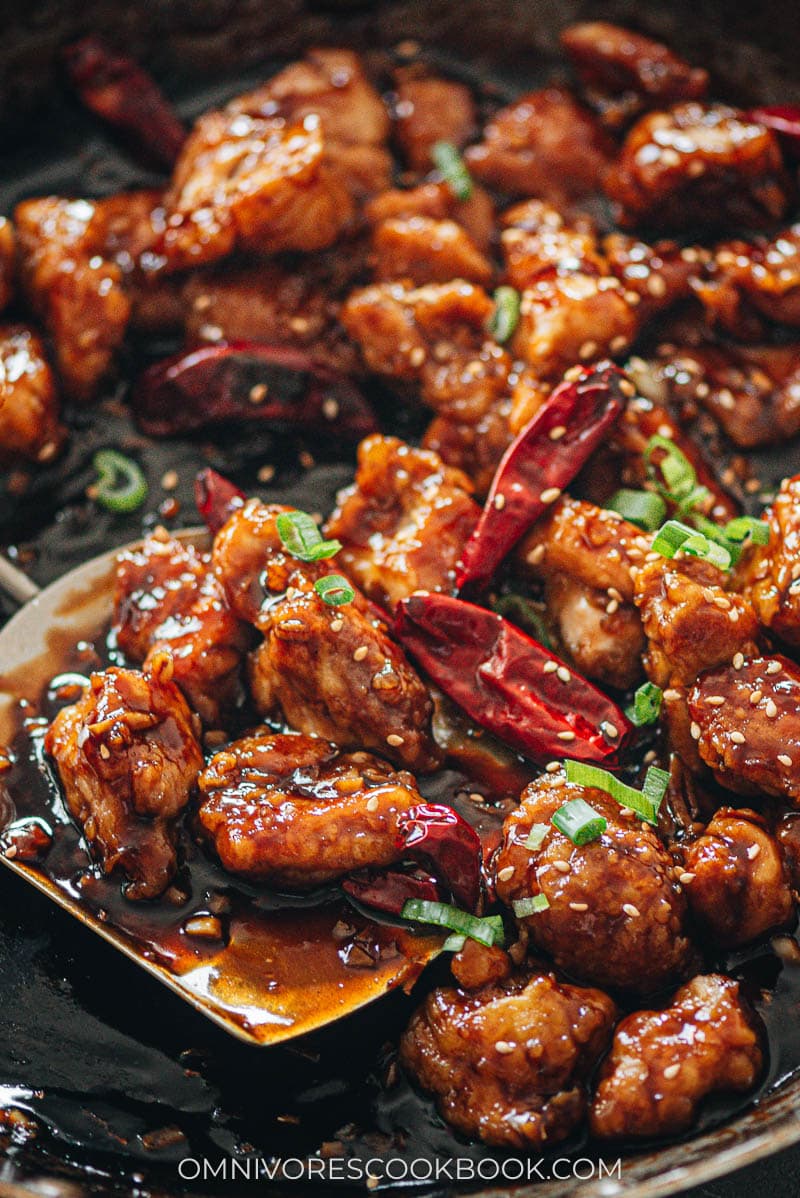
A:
[{"left": 2, "top": 1, "right": 800, "bottom": 1195}]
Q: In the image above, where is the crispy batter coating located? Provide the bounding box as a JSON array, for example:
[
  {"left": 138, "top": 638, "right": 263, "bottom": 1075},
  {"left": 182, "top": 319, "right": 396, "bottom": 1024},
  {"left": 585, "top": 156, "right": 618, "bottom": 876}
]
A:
[
  {"left": 0, "top": 324, "right": 65, "bottom": 463},
  {"left": 400, "top": 968, "right": 618, "bottom": 1147},
  {"left": 500, "top": 200, "right": 604, "bottom": 290},
  {"left": 682, "top": 808, "right": 793, "bottom": 946},
  {"left": 738, "top": 474, "right": 800, "bottom": 644},
  {"left": 590, "top": 974, "right": 763, "bottom": 1139},
  {"left": 371, "top": 216, "right": 493, "bottom": 286},
  {"left": 44, "top": 656, "right": 203, "bottom": 899},
  {"left": 198, "top": 730, "right": 423, "bottom": 887},
  {"left": 700, "top": 224, "right": 800, "bottom": 332},
  {"left": 325, "top": 435, "right": 479, "bottom": 610},
  {"left": 495, "top": 773, "right": 694, "bottom": 994},
  {"left": 366, "top": 181, "right": 495, "bottom": 253},
  {"left": 603, "top": 233, "right": 701, "bottom": 321},
  {"left": 113, "top": 530, "right": 250, "bottom": 729},
  {"left": 688, "top": 655, "right": 800, "bottom": 802},
  {"left": 15, "top": 197, "right": 131, "bottom": 400},
  {"left": 465, "top": 87, "right": 612, "bottom": 201},
  {"left": 393, "top": 70, "right": 476, "bottom": 171},
  {"left": 605, "top": 103, "right": 790, "bottom": 231},
  {"left": 212, "top": 500, "right": 441, "bottom": 771}
]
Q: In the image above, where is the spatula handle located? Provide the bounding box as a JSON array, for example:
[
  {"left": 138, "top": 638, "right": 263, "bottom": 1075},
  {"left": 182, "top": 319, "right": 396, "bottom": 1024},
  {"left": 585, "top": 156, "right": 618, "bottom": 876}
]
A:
[{"left": 0, "top": 554, "right": 41, "bottom": 606}]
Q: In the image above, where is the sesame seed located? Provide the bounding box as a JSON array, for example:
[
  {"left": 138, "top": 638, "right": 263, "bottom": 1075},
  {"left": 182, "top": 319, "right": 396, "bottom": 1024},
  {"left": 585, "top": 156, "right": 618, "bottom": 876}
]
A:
[
  {"left": 546, "top": 761, "right": 561, "bottom": 773},
  {"left": 647, "top": 274, "right": 667, "bottom": 297},
  {"left": 618, "top": 807, "right": 634, "bottom": 818},
  {"left": 678, "top": 872, "right": 696, "bottom": 885},
  {"left": 714, "top": 596, "right": 731, "bottom": 610},
  {"left": 330, "top": 618, "right": 344, "bottom": 632},
  {"left": 549, "top": 426, "right": 567, "bottom": 441},
  {"left": 579, "top": 340, "right": 598, "bottom": 360},
  {"left": 619, "top": 378, "right": 637, "bottom": 397},
  {"left": 605, "top": 599, "right": 619, "bottom": 615},
  {"left": 556, "top": 666, "right": 571, "bottom": 683},
  {"left": 540, "top": 487, "right": 561, "bottom": 505},
  {"left": 766, "top": 699, "right": 778, "bottom": 719},
  {"left": 569, "top": 902, "right": 589, "bottom": 912},
  {"left": 249, "top": 383, "right": 268, "bottom": 405},
  {"left": 607, "top": 587, "right": 623, "bottom": 603},
  {"left": 469, "top": 792, "right": 484, "bottom": 803},
  {"left": 160, "top": 469, "right": 178, "bottom": 491},
  {"left": 779, "top": 755, "right": 793, "bottom": 767},
  {"left": 527, "top": 544, "right": 546, "bottom": 565},
  {"left": 664, "top": 688, "right": 682, "bottom": 702},
  {"left": 497, "top": 865, "right": 515, "bottom": 882},
  {"left": 690, "top": 722, "right": 701, "bottom": 740},
  {"left": 4, "top": 845, "right": 17, "bottom": 859},
  {"left": 495, "top": 1040, "right": 515, "bottom": 1054},
  {"left": 733, "top": 653, "right": 744, "bottom": 670},
  {"left": 747, "top": 844, "right": 761, "bottom": 860},
  {"left": 767, "top": 661, "right": 782, "bottom": 675},
  {"left": 257, "top": 464, "right": 276, "bottom": 484},
  {"left": 386, "top": 733, "right": 405, "bottom": 747},
  {"left": 494, "top": 493, "right": 506, "bottom": 510},
  {"left": 353, "top": 645, "right": 369, "bottom": 661},
  {"left": 544, "top": 661, "right": 558, "bottom": 674},
  {"left": 366, "top": 796, "right": 379, "bottom": 813},
  {"left": 99, "top": 743, "right": 111, "bottom": 759},
  {"left": 602, "top": 722, "right": 619, "bottom": 740},
  {"left": 749, "top": 690, "right": 763, "bottom": 706},
  {"left": 706, "top": 695, "right": 725, "bottom": 706},
  {"left": 552, "top": 860, "right": 570, "bottom": 874},
  {"left": 622, "top": 903, "right": 640, "bottom": 918},
  {"left": 663, "top": 1063, "right": 681, "bottom": 1079},
  {"left": 730, "top": 731, "right": 746, "bottom": 744},
  {"left": 322, "top": 397, "right": 340, "bottom": 420},
  {"left": 610, "top": 335, "right": 629, "bottom": 353},
  {"left": 557, "top": 731, "right": 576, "bottom": 742}
]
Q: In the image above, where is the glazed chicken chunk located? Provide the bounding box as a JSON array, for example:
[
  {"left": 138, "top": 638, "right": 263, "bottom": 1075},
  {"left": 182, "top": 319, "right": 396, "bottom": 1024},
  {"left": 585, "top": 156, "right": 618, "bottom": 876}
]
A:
[
  {"left": 393, "top": 69, "right": 476, "bottom": 171},
  {"left": 682, "top": 809, "right": 793, "bottom": 946},
  {"left": 0, "top": 324, "right": 65, "bottom": 463},
  {"left": 400, "top": 968, "right": 617, "bottom": 1148},
  {"left": 701, "top": 223, "right": 800, "bottom": 332},
  {"left": 113, "top": 529, "right": 250, "bottom": 729},
  {"left": 738, "top": 473, "right": 800, "bottom": 645},
  {"left": 561, "top": 22, "right": 708, "bottom": 108},
  {"left": 197, "top": 730, "right": 424, "bottom": 887},
  {"left": 495, "top": 773, "right": 694, "bottom": 994},
  {"left": 605, "top": 103, "right": 790, "bottom": 231},
  {"left": 688, "top": 655, "right": 800, "bottom": 802},
  {"left": 590, "top": 975, "right": 763, "bottom": 1139},
  {"left": 325, "top": 435, "right": 479, "bottom": 610},
  {"left": 44, "top": 655, "right": 203, "bottom": 899},
  {"left": 212, "top": 500, "right": 442, "bottom": 771}
]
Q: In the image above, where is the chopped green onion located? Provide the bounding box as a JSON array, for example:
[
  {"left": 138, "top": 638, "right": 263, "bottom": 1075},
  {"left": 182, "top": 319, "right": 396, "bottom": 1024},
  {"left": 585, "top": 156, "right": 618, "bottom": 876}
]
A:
[
  {"left": 608, "top": 488, "right": 666, "bottom": 532},
  {"left": 651, "top": 519, "right": 731, "bottom": 571},
  {"left": 645, "top": 435, "right": 711, "bottom": 514},
  {"left": 314, "top": 574, "right": 355, "bottom": 606},
  {"left": 492, "top": 594, "right": 552, "bottom": 648},
  {"left": 562, "top": 760, "right": 669, "bottom": 826},
  {"left": 401, "top": 899, "right": 505, "bottom": 947},
  {"left": 488, "top": 286, "right": 521, "bottom": 344},
  {"left": 723, "top": 516, "right": 770, "bottom": 546},
  {"left": 441, "top": 933, "right": 466, "bottom": 953},
  {"left": 626, "top": 681, "right": 663, "bottom": 727},
  {"left": 431, "top": 140, "right": 473, "bottom": 201},
  {"left": 276, "top": 510, "right": 342, "bottom": 562},
  {"left": 512, "top": 894, "right": 550, "bottom": 917},
  {"left": 551, "top": 798, "right": 607, "bottom": 845},
  {"left": 92, "top": 449, "right": 148, "bottom": 513},
  {"left": 524, "top": 823, "right": 550, "bottom": 851}
]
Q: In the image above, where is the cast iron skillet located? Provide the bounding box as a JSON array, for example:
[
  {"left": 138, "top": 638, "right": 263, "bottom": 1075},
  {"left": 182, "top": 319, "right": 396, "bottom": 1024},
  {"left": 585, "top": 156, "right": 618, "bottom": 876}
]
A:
[{"left": 2, "top": 2, "right": 800, "bottom": 1196}]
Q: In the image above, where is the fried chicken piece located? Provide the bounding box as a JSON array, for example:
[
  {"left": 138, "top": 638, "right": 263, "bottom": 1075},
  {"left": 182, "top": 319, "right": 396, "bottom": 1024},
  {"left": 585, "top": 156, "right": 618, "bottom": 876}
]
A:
[
  {"left": 0, "top": 218, "right": 15, "bottom": 313},
  {"left": 499, "top": 200, "right": 605, "bottom": 290},
  {"left": 688, "top": 655, "right": 800, "bottom": 802},
  {"left": 394, "top": 70, "right": 476, "bottom": 171},
  {"left": 113, "top": 530, "right": 250, "bottom": 729},
  {"left": 495, "top": 772, "right": 694, "bottom": 994},
  {"left": 422, "top": 399, "right": 513, "bottom": 498},
  {"left": 682, "top": 808, "right": 793, "bottom": 946},
  {"left": 738, "top": 474, "right": 800, "bottom": 643},
  {"left": 605, "top": 103, "right": 790, "bottom": 232},
  {"left": 0, "top": 324, "right": 65, "bottom": 464},
  {"left": 325, "top": 435, "right": 479, "bottom": 610},
  {"left": 518, "top": 497, "right": 649, "bottom": 690},
  {"left": 450, "top": 939, "right": 512, "bottom": 990},
  {"left": 562, "top": 22, "right": 708, "bottom": 107},
  {"left": 212, "top": 500, "right": 441, "bottom": 772},
  {"left": 400, "top": 968, "right": 617, "bottom": 1148},
  {"left": 603, "top": 233, "right": 701, "bottom": 322},
  {"left": 15, "top": 197, "right": 131, "bottom": 400},
  {"left": 699, "top": 224, "right": 800, "bottom": 333},
  {"left": 371, "top": 216, "right": 493, "bottom": 286},
  {"left": 465, "top": 87, "right": 613, "bottom": 201},
  {"left": 198, "top": 730, "right": 423, "bottom": 887},
  {"left": 95, "top": 188, "right": 185, "bottom": 333},
  {"left": 44, "top": 655, "right": 203, "bottom": 900},
  {"left": 366, "top": 181, "right": 495, "bottom": 253},
  {"left": 590, "top": 974, "right": 763, "bottom": 1139}
]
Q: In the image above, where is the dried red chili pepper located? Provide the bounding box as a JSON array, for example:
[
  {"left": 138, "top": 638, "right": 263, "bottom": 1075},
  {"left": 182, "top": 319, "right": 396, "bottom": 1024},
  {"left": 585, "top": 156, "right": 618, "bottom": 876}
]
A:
[
  {"left": 133, "top": 343, "right": 377, "bottom": 441},
  {"left": 62, "top": 37, "right": 186, "bottom": 169},
  {"left": 341, "top": 868, "right": 442, "bottom": 918},
  {"left": 456, "top": 361, "right": 627, "bottom": 591},
  {"left": 194, "top": 468, "right": 245, "bottom": 534},
  {"left": 746, "top": 106, "right": 800, "bottom": 157},
  {"left": 396, "top": 593, "right": 630, "bottom": 765},
  {"left": 396, "top": 803, "right": 483, "bottom": 912}
]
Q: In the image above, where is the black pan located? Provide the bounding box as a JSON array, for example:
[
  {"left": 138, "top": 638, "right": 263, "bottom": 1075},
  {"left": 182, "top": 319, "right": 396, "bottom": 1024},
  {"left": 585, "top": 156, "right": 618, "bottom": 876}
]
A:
[{"left": 2, "top": 2, "right": 800, "bottom": 1196}]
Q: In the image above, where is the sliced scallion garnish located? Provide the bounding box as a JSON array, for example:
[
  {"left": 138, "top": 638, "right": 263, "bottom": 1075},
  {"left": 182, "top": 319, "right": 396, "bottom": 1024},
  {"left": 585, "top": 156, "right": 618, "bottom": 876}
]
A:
[
  {"left": 92, "top": 449, "right": 148, "bottom": 514},
  {"left": 645, "top": 435, "right": 711, "bottom": 513},
  {"left": 723, "top": 516, "right": 770, "bottom": 546},
  {"left": 488, "top": 286, "right": 521, "bottom": 344},
  {"left": 651, "top": 519, "right": 731, "bottom": 571},
  {"left": 441, "top": 933, "right": 467, "bottom": 953},
  {"left": 626, "top": 681, "right": 663, "bottom": 727},
  {"left": 401, "top": 899, "right": 505, "bottom": 947},
  {"left": 524, "top": 823, "right": 550, "bottom": 851},
  {"left": 314, "top": 574, "right": 355, "bottom": 606},
  {"left": 276, "top": 510, "right": 342, "bottom": 562},
  {"left": 512, "top": 894, "right": 550, "bottom": 917},
  {"left": 562, "top": 760, "right": 669, "bottom": 826},
  {"left": 431, "top": 140, "right": 473, "bottom": 201},
  {"left": 551, "top": 797, "right": 607, "bottom": 845},
  {"left": 608, "top": 488, "right": 666, "bottom": 532}
]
